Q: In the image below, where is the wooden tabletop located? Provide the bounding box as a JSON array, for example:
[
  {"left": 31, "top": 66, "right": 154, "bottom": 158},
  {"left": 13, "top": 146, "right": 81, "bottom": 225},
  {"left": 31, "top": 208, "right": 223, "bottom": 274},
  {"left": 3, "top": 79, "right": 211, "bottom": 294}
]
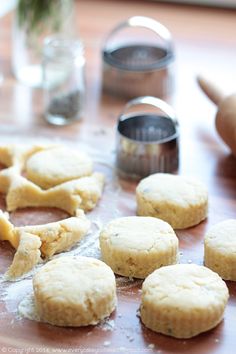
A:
[{"left": 0, "top": 1, "right": 236, "bottom": 353}]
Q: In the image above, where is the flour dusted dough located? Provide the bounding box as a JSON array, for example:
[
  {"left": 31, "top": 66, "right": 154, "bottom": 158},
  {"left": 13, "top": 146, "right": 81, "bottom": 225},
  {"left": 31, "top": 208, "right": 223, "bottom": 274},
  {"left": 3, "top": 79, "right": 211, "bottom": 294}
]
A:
[
  {"left": 136, "top": 173, "right": 208, "bottom": 229},
  {"left": 26, "top": 147, "right": 93, "bottom": 189},
  {"left": 100, "top": 216, "right": 178, "bottom": 279},
  {"left": 141, "top": 264, "right": 229, "bottom": 338},
  {"left": 204, "top": 219, "right": 236, "bottom": 281},
  {"left": 33, "top": 256, "right": 117, "bottom": 327}
]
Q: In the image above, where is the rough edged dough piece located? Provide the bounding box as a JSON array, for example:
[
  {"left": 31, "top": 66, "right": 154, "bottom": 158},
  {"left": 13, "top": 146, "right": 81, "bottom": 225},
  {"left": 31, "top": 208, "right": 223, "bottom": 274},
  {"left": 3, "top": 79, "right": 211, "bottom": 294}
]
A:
[
  {"left": 136, "top": 173, "right": 208, "bottom": 229},
  {"left": 0, "top": 209, "right": 90, "bottom": 258},
  {"left": 6, "top": 172, "right": 105, "bottom": 215},
  {"left": 16, "top": 209, "right": 91, "bottom": 258},
  {"left": 204, "top": 219, "right": 236, "bottom": 281},
  {"left": 33, "top": 256, "right": 117, "bottom": 327},
  {"left": 100, "top": 216, "right": 178, "bottom": 279},
  {"left": 26, "top": 147, "right": 93, "bottom": 189},
  {"left": 5, "top": 232, "right": 42, "bottom": 280},
  {"left": 0, "top": 209, "right": 90, "bottom": 280},
  {"left": 140, "top": 264, "right": 229, "bottom": 338},
  {"left": 0, "top": 210, "right": 18, "bottom": 248}
]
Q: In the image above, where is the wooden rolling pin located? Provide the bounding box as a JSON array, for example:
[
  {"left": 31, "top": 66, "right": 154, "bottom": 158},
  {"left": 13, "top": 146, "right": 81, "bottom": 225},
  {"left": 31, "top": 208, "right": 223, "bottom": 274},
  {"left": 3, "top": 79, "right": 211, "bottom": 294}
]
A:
[{"left": 198, "top": 76, "right": 236, "bottom": 157}]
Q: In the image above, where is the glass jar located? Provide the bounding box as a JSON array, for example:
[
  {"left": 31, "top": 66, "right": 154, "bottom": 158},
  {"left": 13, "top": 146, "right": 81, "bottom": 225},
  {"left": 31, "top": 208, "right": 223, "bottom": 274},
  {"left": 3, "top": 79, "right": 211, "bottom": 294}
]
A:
[
  {"left": 42, "top": 37, "right": 85, "bottom": 125},
  {"left": 12, "top": 0, "right": 74, "bottom": 88}
]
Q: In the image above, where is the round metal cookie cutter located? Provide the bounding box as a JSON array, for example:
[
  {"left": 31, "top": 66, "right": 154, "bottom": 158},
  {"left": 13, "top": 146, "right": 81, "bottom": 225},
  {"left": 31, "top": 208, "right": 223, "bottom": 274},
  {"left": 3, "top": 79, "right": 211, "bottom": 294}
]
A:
[
  {"left": 102, "top": 16, "right": 175, "bottom": 99},
  {"left": 116, "top": 96, "right": 179, "bottom": 179}
]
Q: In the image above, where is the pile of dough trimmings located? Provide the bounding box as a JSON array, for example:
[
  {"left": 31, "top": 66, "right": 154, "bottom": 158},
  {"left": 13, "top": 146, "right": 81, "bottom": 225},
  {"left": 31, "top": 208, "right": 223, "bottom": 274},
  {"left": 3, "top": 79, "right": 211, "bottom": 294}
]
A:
[
  {"left": 0, "top": 144, "right": 105, "bottom": 215},
  {"left": 204, "top": 219, "right": 236, "bottom": 281},
  {"left": 140, "top": 264, "right": 229, "bottom": 338},
  {"left": 0, "top": 210, "right": 90, "bottom": 280},
  {"left": 99, "top": 216, "right": 178, "bottom": 278},
  {"left": 136, "top": 173, "right": 208, "bottom": 229},
  {"left": 32, "top": 256, "right": 117, "bottom": 327}
]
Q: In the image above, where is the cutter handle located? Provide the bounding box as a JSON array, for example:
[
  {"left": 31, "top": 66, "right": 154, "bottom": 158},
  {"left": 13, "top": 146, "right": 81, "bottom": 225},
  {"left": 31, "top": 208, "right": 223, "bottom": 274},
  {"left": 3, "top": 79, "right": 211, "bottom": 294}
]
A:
[
  {"left": 119, "top": 96, "right": 178, "bottom": 125},
  {"left": 103, "top": 16, "right": 173, "bottom": 52}
]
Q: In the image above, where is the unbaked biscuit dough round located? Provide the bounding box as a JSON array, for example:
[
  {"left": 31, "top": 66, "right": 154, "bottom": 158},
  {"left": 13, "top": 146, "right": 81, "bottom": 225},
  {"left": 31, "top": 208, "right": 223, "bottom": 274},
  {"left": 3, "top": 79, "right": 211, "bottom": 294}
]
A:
[
  {"left": 141, "top": 264, "right": 229, "bottom": 338},
  {"left": 205, "top": 219, "right": 236, "bottom": 280},
  {"left": 99, "top": 216, "right": 178, "bottom": 279},
  {"left": 26, "top": 147, "right": 93, "bottom": 189},
  {"left": 33, "top": 256, "right": 117, "bottom": 327},
  {"left": 136, "top": 173, "right": 208, "bottom": 229}
]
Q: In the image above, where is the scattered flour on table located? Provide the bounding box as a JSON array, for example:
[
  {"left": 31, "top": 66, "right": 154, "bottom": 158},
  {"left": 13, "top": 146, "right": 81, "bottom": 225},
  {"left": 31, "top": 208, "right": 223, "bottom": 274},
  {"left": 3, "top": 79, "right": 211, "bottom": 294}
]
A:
[
  {"left": 18, "top": 292, "right": 40, "bottom": 321},
  {"left": 0, "top": 277, "right": 33, "bottom": 321},
  {"left": 97, "top": 318, "right": 115, "bottom": 331}
]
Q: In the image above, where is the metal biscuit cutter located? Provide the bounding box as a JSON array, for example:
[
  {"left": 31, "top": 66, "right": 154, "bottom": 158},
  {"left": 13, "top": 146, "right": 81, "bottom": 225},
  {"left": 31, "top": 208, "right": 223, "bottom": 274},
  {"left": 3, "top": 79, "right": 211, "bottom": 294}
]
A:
[
  {"left": 116, "top": 96, "right": 179, "bottom": 179},
  {"left": 102, "top": 16, "right": 175, "bottom": 99}
]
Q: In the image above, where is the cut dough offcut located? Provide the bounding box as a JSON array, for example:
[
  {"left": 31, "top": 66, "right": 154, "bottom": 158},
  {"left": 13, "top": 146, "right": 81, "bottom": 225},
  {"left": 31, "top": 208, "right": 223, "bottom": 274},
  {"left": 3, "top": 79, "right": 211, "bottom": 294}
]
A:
[
  {"left": 16, "top": 209, "right": 91, "bottom": 257},
  {"left": 100, "top": 216, "right": 178, "bottom": 278},
  {"left": 26, "top": 147, "right": 93, "bottom": 189},
  {"left": 136, "top": 173, "right": 208, "bottom": 229},
  {"left": 140, "top": 264, "right": 229, "bottom": 338},
  {"left": 33, "top": 256, "right": 117, "bottom": 327},
  {"left": 0, "top": 209, "right": 90, "bottom": 280},
  {"left": 6, "top": 172, "right": 105, "bottom": 215},
  {"left": 0, "top": 210, "right": 18, "bottom": 248},
  {"left": 5, "top": 232, "right": 42, "bottom": 280},
  {"left": 204, "top": 219, "right": 236, "bottom": 281}
]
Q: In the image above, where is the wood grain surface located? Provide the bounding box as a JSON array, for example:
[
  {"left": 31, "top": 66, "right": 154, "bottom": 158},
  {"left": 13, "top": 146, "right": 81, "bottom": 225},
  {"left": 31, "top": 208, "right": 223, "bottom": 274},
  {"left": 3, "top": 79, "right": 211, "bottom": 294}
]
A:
[{"left": 0, "top": 1, "right": 236, "bottom": 353}]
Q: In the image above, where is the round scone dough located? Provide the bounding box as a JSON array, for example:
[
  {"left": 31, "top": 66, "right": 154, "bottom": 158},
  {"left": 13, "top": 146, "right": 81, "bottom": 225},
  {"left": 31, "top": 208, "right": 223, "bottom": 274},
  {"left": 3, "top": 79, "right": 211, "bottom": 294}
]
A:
[
  {"left": 136, "top": 173, "right": 208, "bottom": 229},
  {"left": 99, "top": 216, "right": 178, "bottom": 279},
  {"left": 33, "top": 256, "right": 117, "bottom": 327},
  {"left": 140, "top": 264, "right": 229, "bottom": 338},
  {"left": 26, "top": 147, "right": 93, "bottom": 189},
  {"left": 205, "top": 219, "right": 236, "bottom": 281}
]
